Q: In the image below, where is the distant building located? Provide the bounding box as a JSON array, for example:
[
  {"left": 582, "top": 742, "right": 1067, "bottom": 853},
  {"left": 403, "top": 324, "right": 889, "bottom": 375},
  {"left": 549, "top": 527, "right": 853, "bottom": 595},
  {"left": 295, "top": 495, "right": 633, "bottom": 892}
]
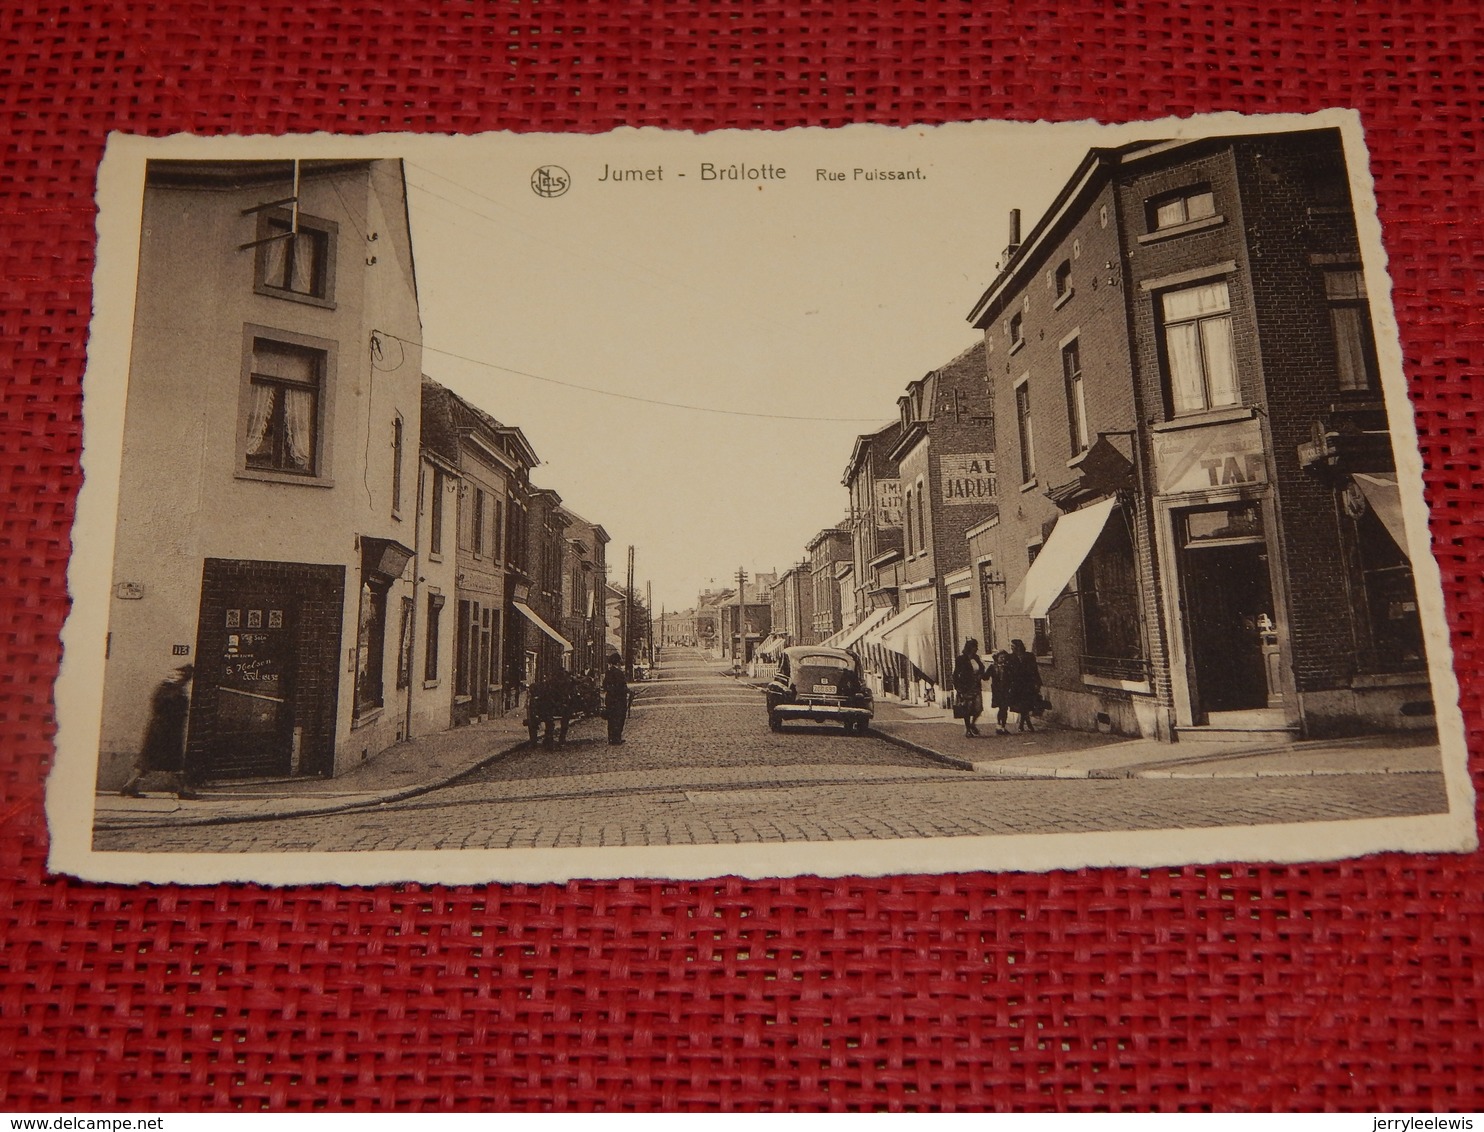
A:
[
  {"left": 805, "top": 528, "right": 853, "bottom": 643},
  {"left": 867, "top": 341, "right": 997, "bottom": 703}
]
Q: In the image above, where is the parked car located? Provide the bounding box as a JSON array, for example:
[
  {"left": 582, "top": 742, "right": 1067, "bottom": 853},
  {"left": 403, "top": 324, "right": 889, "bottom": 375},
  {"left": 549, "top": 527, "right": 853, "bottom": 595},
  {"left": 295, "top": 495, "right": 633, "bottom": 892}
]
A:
[{"left": 765, "top": 646, "right": 873, "bottom": 734}]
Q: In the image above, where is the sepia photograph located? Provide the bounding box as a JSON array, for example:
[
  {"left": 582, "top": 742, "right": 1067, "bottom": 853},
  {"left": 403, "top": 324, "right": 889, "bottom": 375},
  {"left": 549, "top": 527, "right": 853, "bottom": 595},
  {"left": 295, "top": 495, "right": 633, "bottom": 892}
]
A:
[{"left": 48, "top": 112, "right": 1475, "bottom": 885}]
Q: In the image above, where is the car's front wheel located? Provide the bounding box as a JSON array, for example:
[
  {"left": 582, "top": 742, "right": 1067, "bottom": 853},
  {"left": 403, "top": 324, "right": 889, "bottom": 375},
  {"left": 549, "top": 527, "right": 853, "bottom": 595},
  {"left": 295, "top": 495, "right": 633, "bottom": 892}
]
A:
[{"left": 768, "top": 713, "right": 782, "bottom": 732}]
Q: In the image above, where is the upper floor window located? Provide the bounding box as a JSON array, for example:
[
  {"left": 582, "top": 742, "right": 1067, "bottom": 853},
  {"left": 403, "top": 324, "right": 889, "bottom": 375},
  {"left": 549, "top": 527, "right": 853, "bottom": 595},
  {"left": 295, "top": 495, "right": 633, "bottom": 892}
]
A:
[
  {"left": 1063, "top": 339, "right": 1089, "bottom": 455},
  {"left": 244, "top": 337, "right": 323, "bottom": 476},
  {"left": 430, "top": 469, "right": 446, "bottom": 557},
  {"left": 1150, "top": 186, "right": 1216, "bottom": 231},
  {"left": 1054, "top": 259, "right": 1073, "bottom": 303},
  {"left": 1161, "top": 281, "right": 1238, "bottom": 415},
  {"left": 1325, "top": 269, "right": 1379, "bottom": 392},
  {"left": 254, "top": 211, "right": 337, "bottom": 306},
  {"left": 1015, "top": 377, "right": 1036, "bottom": 484},
  {"left": 473, "top": 487, "right": 487, "bottom": 556},
  {"left": 1008, "top": 311, "right": 1025, "bottom": 352},
  {"left": 390, "top": 415, "right": 404, "bottom": 515},
  {"left": 905, "top": 487, "right": 916, "bottom": 554}
]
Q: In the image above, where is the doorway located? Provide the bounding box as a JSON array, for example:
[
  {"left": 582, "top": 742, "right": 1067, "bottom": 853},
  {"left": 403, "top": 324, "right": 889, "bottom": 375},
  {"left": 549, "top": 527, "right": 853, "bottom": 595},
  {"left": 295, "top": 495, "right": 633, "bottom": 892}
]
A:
[
  {"left": 190, "top": 559, "right": 343, "bottom": 781},
  {"left": 1176, "top": 504, "right": 1277, "bottom": 720}
]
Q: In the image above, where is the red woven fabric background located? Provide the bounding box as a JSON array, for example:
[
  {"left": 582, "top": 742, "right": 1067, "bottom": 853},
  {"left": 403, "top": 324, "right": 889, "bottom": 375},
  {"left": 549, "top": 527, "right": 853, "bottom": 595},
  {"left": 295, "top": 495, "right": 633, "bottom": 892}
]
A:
[{"left": 3, "top": 0, "right": 1481, "bottom": 1111}]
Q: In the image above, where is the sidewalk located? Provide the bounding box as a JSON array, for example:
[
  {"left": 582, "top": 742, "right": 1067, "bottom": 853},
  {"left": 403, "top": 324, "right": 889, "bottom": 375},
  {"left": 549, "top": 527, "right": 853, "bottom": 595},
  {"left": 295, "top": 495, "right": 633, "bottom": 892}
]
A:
[
  {"left": 867, "top": 698, "right": 1443, "bottom": 779},
  {"left": 94, "top": 711, "right": 543, "bottom": 829},
  {"left": 94, "top": 684, "right": 1444, "bottom": 831}
]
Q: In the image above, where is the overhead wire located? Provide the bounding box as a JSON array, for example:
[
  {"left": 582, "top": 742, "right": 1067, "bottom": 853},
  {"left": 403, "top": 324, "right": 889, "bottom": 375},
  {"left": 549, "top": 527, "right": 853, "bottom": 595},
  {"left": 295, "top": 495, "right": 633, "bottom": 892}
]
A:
[{"left": 375, "top": 330, "right": 884, "bottom": 423}]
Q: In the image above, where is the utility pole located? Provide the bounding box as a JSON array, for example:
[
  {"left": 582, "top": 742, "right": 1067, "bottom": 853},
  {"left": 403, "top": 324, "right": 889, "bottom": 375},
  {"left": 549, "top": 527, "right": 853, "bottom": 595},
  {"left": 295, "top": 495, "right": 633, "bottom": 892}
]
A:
[
  {"left": 735, "top": 565, "right": 748, "bottom": 666},
  {"left": 625, "top": 544, "right": 636, "bottom": 676},
  {"left": 646, "top": 580, "right": 653, "bottom": 665}
]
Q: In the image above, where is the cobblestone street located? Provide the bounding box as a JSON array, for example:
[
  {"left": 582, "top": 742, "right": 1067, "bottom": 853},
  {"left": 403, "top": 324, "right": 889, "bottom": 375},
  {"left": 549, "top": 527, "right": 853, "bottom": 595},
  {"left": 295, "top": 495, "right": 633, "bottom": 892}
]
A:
[{"left": 92, "top": 649, "right": 1450, "bottom": 855}]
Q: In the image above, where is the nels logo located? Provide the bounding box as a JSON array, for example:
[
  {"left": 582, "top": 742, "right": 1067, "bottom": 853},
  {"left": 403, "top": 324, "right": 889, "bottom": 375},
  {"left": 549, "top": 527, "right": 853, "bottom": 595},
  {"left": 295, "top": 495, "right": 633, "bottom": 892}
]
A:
[{"left": 531, "top": 165, "right": 570, "bottom": 198}]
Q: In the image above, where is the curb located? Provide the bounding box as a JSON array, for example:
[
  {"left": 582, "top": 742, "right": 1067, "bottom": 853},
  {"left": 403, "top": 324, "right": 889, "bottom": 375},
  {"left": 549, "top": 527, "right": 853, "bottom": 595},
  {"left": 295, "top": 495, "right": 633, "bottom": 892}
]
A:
[{"left": 94, "top": 733, "right": 537, "bottom": 831}]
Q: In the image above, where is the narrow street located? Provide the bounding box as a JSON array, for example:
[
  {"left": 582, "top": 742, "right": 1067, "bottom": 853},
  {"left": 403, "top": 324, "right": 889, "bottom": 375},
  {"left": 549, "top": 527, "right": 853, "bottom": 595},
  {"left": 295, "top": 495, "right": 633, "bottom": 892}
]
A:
[{"left": 93, "top": 648, "right": 1449, "bottom": 855}]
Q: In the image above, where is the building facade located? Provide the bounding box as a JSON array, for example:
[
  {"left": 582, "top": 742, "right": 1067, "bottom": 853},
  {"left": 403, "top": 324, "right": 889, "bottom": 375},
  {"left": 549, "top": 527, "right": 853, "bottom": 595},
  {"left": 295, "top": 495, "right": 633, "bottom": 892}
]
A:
[
  {"left": 868, "top": 341, "right": 997, "bottom": 703},
  {"left": 969, "top": 127, "right": 1427, "bottom": 739},
  {"left": 99, "top": 159, "right": 426, "bottom": 787}
]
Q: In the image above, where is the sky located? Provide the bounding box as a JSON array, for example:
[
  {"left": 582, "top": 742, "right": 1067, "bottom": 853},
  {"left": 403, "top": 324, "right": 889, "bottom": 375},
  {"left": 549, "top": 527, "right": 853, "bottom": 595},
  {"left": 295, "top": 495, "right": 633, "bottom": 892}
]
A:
[{"left": 402, "top": 122, "right": 1135, "bottom": 613}]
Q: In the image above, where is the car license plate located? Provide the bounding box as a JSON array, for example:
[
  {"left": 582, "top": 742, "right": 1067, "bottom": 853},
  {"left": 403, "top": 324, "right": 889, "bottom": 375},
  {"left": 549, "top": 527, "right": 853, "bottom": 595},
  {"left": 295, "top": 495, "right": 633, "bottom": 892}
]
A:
[{"left": 813, "top": 683, "right": 835, "bottom": 692}]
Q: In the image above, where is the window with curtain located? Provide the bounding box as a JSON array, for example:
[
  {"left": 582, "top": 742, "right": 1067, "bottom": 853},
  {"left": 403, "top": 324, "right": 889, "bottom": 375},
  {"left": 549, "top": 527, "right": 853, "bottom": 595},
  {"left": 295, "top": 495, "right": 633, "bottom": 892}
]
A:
[
  {"left": 1016, "top": 378, "right": 1035, "bottom": 484},
  {"left": 1161, "top": 280, "right": 1238, "bottom": 415},
  {"left": 1326, "top": 269, "right": 1379, "bottom": 393},
  {"left": 1063, "top": 339, "right": 1088, "bottom": 455},
  {"left": 1149, "top": 186, "right": 1215, "bottom": 231},
  {"left": 244, "top": 337, "right": 323, "bottom": 475},
  {"left": 256, "top": 212, "right": 334, "bottom": 303}
]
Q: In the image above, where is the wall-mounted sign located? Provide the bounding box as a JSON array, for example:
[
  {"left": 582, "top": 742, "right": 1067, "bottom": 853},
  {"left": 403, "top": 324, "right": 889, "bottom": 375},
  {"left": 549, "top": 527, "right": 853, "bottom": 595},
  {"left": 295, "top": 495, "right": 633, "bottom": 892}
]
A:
[
  {"left": 1152, "top": 417, "right": 1267, "bottom": 495},
  {"left": 938, "top": 454, "right": 997, "bottom": 505},
  {"left": 875, "top": 479, "right": 903, "bottom": 527},
  {"left": 114, "top": 582, "right": 144, "bottom": 600}
]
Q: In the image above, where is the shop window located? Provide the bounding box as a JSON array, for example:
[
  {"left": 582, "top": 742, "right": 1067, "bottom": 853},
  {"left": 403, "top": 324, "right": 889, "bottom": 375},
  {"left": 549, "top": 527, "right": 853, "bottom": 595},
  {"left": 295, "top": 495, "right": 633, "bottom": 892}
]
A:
[
  {"left": 244, "top": 336, "right": 324, "bottom": 477},
  {"left": 1355, "top": 508, "right": 1424, "bottom": 668},
  {"left": 1326, "top": 269, "right": 1379, "bottom": 393},
  {"left": 1078, "top": 514, "right": 1145, "bottom": 680},
  {"left": 1160, "top": 281, "right": 1238, "bottom": 415},
  {"left": 354, "top": 578, "right": 390, "bottom": 716},
  {"left": 396, "top": 596, "right": 414, "bottom": 690},
  {"left": 254, "top": 210, "right": 336, "bottom": 305},
  {"left": 1026, "top": 542, "right": 1052, "bottom": 658},
  {"left": 1149, "top": 186, "right": 1216, "bottom": 231},
  {"left": 1015, "top": 377, "right": 1036, "bottom": 484},
  {"left": 425, "top": 593, "right": 444, "bottom": 682},
  {"left": 455, "top": 599, "right": 471, "bottom": 697},
  {"left": 1063, "top": 339, "right": 1089, "bottom": 455}
]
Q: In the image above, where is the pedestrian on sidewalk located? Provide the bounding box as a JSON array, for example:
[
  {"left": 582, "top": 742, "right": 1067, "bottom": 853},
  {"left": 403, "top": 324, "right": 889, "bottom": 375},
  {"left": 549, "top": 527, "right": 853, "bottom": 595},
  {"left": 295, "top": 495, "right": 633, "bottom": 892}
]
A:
[
  {"left": 988, "top": 650, "right": 1011, "bottom": 733},
  {"left": 603, "top": 653, "right": 630, "bottom": 745},
  {"left": 120, "top": 663, "right": 195, "bottom": 798},
  {"left": 951, "top": 638, "right": 988, "bottom": 737},
  {"left": 527, "top": 674, "right": 559, "bottom": 747},
  {"left": 1006, "top": 638, "right": 1042, "bottom": 733}
]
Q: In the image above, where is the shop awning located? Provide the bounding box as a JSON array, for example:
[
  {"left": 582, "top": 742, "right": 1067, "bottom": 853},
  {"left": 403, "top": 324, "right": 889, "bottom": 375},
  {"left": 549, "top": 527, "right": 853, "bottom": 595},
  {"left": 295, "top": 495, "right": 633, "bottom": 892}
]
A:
[
  {"left": 876, "top": 602, "right": 938, "bottom": 682},
  {"left": 756, "top": 634, "right": 785, "bottom": 659},
  {"left": 817, "top": 625, "right": 851, "bottom": 648},
  {"left": 512, "top": 600, "right": 573, "bottom": 652},
  {"left": 1353, "top": 473, "right": 1409, "bottom": 560},
  {"left": 837, "top": 606, "right": 891, "bottom": 651},
  {"left": 1005, "top": 496, "right": 1119, "bottom": 619}
]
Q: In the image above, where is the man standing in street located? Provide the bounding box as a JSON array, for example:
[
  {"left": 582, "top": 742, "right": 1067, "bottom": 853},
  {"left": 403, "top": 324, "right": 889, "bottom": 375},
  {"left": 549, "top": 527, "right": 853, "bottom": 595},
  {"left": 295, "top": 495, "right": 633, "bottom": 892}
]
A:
[{"left": 603, "top": 653, "right": 630, "bottom": 745}]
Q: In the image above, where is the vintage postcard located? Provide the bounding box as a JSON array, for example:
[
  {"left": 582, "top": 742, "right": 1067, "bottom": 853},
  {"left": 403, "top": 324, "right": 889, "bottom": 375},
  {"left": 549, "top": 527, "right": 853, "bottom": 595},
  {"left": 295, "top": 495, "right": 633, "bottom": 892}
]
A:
[{"left": 49, "top": 111, "right": 1476, "bottom": 885}]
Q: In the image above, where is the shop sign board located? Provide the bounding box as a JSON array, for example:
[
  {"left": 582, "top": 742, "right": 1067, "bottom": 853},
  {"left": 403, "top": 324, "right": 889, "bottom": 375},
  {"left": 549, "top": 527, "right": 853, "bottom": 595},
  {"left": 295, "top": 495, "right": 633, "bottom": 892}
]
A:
[
  {"left": 1153, "top": 418, "right": 1267, "bottom": 495},
  {"left": 937, "top": 454, "right": 997, "bottom": 505}
]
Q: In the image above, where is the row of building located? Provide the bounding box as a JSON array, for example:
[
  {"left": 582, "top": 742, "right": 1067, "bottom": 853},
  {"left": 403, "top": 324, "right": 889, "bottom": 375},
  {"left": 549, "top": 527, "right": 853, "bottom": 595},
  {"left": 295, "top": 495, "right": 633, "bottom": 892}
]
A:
[
  {"left": 97, "top": 158, "right": 620, "bottom": 789},
  {"left": 722, "top": 126, "right": 1430, "bottom": 740}
]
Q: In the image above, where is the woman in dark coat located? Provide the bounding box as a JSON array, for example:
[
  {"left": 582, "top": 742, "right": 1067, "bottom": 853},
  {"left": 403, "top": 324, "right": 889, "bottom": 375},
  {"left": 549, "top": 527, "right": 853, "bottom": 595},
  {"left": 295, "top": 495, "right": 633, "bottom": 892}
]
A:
[
  {"left": 987, "top": 650, "right": 1011, "bottom": 734},
  {"left": 120, "top": 664, "right": 193, "bottom": 797},
  {"left": 1005, "top": 638, "right": 1042, "bottom": 733},
  {"left": 951, "top": 638, "right": 987, "bottom": 737}
]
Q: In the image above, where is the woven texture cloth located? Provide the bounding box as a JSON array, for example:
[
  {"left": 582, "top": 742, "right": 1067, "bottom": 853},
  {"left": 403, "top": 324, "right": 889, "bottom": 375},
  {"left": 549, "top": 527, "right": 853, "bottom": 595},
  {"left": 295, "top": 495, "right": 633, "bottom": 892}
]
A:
[{"left": 3, "top": 0, "right": 1482, "bottom": 1111}]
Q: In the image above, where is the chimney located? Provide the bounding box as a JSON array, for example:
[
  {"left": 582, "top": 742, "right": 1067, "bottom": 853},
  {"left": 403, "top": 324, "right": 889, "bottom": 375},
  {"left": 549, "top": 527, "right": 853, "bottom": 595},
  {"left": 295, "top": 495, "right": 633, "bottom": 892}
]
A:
[{"left": 997, "top": 208, "right": 1022, "bottom": 272}]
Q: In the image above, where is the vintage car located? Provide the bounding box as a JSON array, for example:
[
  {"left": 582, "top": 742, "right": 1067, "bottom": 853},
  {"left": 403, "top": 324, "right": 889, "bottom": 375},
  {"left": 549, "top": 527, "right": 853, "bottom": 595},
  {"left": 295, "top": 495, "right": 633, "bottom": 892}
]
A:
[{"left": 764, "top": 645, "right": 873, "bottom": 733}]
